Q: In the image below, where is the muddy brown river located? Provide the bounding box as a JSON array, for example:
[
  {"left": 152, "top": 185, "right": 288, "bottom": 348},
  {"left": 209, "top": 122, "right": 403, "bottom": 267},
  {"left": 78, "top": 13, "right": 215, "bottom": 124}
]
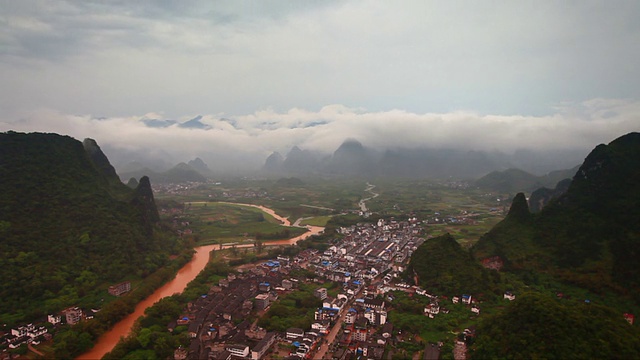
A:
[{"left": 77, "top": 203, "right": 322, "bottom": 359}]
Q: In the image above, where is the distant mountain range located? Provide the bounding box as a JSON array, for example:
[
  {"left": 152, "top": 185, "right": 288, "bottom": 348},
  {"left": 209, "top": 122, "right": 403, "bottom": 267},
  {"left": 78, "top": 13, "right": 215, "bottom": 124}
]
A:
[
  {"left": 141, "top": 115, "right": 210, "bottom": 129},
  {"left": 262, "top": 139, "right": 582, "bottom": 179},
  {"left": 119, "top": 159, "right": 209, "bottom": 184}
]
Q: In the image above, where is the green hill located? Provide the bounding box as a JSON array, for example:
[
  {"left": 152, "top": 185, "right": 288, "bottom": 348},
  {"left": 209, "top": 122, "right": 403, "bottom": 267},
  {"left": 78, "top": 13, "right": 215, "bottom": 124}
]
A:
[
  {"left": 475, "top": 166, "right": 579, "bottom": 193},
  {"left": 407, "top": 234, "right": 501, "bottom": 299},
  {"left": 0, "top": 132, "right": 179, "bottom": 323},
  {"left": 472, "top": 292, "right": 640, "bottom": 359},
  {"left": 473, "top": 132, "right": 640, "bottom": 301}
]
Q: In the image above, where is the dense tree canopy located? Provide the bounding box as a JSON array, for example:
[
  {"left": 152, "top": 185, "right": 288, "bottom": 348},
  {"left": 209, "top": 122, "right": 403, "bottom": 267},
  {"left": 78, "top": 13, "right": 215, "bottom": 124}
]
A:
[
  {"left": 0, "top": 132, "right": 181, "bottom": 323},
  {"left": 472, "top": 292, "right": 640, "bottom": 359},
  {"left": 407, "top": 234, "right": 501, "bottom": 299}
]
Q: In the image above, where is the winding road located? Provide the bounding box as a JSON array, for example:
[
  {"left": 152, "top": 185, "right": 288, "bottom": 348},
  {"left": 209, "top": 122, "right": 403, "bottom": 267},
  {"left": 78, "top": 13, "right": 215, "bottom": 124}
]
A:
[{"left": 359, "top": 182, "right": 379, "bottom": 213}]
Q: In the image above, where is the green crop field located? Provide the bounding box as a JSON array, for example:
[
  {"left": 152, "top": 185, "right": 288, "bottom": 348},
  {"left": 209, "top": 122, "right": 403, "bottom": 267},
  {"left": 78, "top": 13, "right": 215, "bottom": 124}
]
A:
[
  {"left": 299, "top": 216, "right": 333, "bottom": 227},
  {"left": 157, "top": 177, "right": 508, "bottom": 247},
  {"left": 182, "top": 202, "right": 307, "bottom": 245}
]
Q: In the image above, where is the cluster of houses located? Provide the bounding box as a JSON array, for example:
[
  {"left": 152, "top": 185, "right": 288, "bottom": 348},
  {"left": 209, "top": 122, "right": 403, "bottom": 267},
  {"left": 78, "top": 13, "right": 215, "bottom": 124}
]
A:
[
  {"left": 2, "top": 277, "right": 135, "bottom": 352},
  {"left": 316, "top": 218, "right": 425, "bottom": 280},
  {"left": 422, "top": 209, "right": 482, "bottom": 226},
  {"left": 172, "top": 258, "right": 312, "bottom": 360},
  {"left": 2, "top": 323, "right": 49, "bottom": 350},
  {"left": 278, "top": 284, "right": 393, "bottom": 359},
  {"left": 272, "top": 219, "right": 431, "bottom": 359},
  {"left": 167, "top": 218, "right": 427, "bottom": 360},
  {"left": 0, "top": 306, "right": 94, "bottom": 352}
]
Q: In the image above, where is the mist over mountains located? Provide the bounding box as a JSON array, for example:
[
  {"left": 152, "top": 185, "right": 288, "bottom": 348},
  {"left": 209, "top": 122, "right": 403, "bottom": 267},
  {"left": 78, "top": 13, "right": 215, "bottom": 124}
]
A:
[
  {"left": 4, "top": 101, "right": 637, "bottom": 179},
  {"left": 262, "top": 139, "right": 585, "bottom": 179},
  {"left": 115, "top": 137, "right": 585, "bottom": 183}
]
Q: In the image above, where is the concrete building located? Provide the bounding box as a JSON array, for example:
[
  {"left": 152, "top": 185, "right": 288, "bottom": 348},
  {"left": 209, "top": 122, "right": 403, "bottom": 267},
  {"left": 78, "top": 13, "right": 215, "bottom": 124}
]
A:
[{"left": 254, "top": 293, "right": 270, "bottom": 310}]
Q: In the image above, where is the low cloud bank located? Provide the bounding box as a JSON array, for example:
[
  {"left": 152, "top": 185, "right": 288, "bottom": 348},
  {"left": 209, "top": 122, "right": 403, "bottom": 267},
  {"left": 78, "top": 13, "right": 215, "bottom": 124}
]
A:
[{"left": 2, "top": 99, "right": 638, "bottom": 173}]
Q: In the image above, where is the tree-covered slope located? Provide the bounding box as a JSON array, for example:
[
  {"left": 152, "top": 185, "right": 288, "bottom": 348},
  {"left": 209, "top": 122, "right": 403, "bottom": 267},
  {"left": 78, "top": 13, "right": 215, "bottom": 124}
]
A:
[
  {"left": 407, "top": 234, "right": 501, "bottom": 298},
  {"left": 0, "top": 132, "right": 178, "bottom": 323},
  {"left": 472, "top": 132, "right": 640, "bottom": 301},
  {"left": 472, "top": 193, "right": 545, "bottom": 271},
  {"left": 474, "top": 168, "right": 543, "bottom": 193},
  {"left": 472, "top": 292, "right": 640, "bottom": 359}
]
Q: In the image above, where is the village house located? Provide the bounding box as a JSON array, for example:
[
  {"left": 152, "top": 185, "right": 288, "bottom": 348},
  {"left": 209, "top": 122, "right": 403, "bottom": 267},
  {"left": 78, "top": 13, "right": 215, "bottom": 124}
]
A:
[
  {"left": 63, "top": 306, "right": 83, "bottom": 325},
  {"left": 425, "top": 303, "right": 440, "bottom": 318},
  {"left": 286, "top": 327, "right": 304, "bottom": 341},
  {"left": 504, "top": 291, "right": 516, "bottom": 301},
  {"left": 623, "top": 313, "right": 635, "bottom": 325},
  {"left": 258, "top": 282, "right": 271, "bottom": 292},
  {"left": 47, "top": 314, "right": 62, "bottom": 325},
  {"left": 314, "top": 287, "right": 328, "bottom": 300},
  {"left": 461, "top": 294, "right": 472, "bottom": 304},
  {"left": 364, "top": 297, "right": 385, "bottom": 311},
  {"left": 251, "top": 332, "right": 276, "bottom": 360},
  {"left": 353, "top": 317, "right": 369, "bottom": 342},
  {"left": 254, "top": 293, "right": 270, "bottom": 310},
  {"left": 311, "top": 319, "right": 331, "bottom": 334},
  {"left": 108, "top": 281, "right": 131, "bottom": 296},
  {"left": 225, "top": 343, "right": 250, "bottom": 358},
  {"left": 364, "top": 308, "right": 387, "bottom": 326}
]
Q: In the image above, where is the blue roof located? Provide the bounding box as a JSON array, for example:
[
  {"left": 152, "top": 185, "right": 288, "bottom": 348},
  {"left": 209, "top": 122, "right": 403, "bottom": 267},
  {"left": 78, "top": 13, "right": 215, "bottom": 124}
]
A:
[{"left": 293, "top": 341, "right": 300, "bottom": 347}]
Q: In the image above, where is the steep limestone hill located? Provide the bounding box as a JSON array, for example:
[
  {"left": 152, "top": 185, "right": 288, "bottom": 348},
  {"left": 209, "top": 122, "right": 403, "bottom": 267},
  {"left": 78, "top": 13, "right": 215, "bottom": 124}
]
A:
[
  {"left": 0, "top": 132, "right": 178, "bottom": 323},
  {"left": 473, "top": 132, "right": 640, "bottom": 302},
  {"left": 528, "top": 177, "right": 572, "bottom": 212},
  {"left": 407, "top": 234, "right": 501, "bottom": 299}
]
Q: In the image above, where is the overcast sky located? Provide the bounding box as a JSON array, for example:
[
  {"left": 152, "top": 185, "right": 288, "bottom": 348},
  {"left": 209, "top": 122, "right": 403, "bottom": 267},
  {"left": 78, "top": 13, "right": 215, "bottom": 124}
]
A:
[{"left": 1, "top": 1, "right": 639, "bottom": 167}]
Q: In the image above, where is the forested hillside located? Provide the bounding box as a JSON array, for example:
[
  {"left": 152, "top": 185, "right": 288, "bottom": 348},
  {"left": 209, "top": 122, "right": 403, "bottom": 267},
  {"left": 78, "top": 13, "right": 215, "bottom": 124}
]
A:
[
  {"left": 0, "top": 132, "right": 180, "bottom": 324},
  {"left": 472, "top": 292, "right": 640, "bottom": 359},
  {"left": 407, "top": 234, "right": 501, "bottom": 299},
  {"left": 472, "top": 132, "right": 640, "bottom": 301}
]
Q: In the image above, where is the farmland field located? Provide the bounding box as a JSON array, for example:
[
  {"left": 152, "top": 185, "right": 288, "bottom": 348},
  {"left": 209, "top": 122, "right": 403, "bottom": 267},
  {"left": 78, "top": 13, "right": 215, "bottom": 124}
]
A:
[
  {"left": 156, "top": 176, "right": 509, "bottom": 247},
  {"left": 180, "top": 202, "right": 307, "bottom": 245}
]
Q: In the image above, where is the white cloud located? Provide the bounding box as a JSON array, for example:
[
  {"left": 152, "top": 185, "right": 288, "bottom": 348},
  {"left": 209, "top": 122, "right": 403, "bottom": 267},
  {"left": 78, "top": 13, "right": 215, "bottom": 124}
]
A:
[
  {"left": 0, "top": 1, "right": 639, "bottom": 176},
  {"left": 2, "top": 1, "right": 640, "bottom": 118},
  {"left": 2, "top": 99, "right": 638, "bottom": 172}
]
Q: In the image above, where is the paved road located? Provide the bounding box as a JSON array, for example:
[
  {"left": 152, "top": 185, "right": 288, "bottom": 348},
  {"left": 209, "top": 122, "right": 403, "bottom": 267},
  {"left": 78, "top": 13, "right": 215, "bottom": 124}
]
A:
[
  {"left": 314, "top": 285, "right": 367, "bottom": 359},
  {"left": 314, "top": 305, "right": 348, "bottom": 359}
]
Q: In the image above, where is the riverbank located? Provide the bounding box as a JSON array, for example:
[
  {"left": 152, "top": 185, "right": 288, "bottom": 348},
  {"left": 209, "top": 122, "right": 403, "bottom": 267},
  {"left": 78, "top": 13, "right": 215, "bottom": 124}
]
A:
[{"left": 77, "top": 203, "right": 323, "bottom": 359}]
